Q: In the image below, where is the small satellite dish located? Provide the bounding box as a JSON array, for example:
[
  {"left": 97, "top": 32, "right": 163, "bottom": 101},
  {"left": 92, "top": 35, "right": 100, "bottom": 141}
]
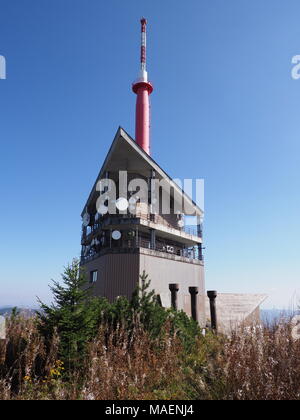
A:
[
  {"left": 112, "top": 230, "right": 121, "bottom": 240},
  {"left": 129, "top": 196, "right": 137, "bottom": 205},
  {"left": 129, "top": 204, "right": 136, "bottom": 214},
  {"left": 82, "top": 212, "right": 90, "bottom": 227},
  {"left": 116, "top": 197, "right": 129, "bottom": 211},
  {"left": 178, "top": 220, "right": 184, "bottom": 228},
  {"left": 98, "top": 204, "right": 108, "bottom": 215}
]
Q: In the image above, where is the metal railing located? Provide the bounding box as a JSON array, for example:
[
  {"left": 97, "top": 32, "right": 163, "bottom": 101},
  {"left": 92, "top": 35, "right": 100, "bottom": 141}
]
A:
[
  {"left": 82, "top": 215, "right": 202, "bottom": 242},
  {"left": 81, "top": 238, "right": 203, "bottom": 265},
  {"left": 183, "top": 225, "right": 202, "bottom": 237}
]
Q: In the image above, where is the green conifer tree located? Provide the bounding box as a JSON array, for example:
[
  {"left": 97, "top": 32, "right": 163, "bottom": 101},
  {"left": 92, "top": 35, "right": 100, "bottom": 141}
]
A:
[
  {"left": 37, "top": 259, "right": 98, "bottom": 370},
  {"left": 130, "top": 271, "right": 168, "bottom": 337}
]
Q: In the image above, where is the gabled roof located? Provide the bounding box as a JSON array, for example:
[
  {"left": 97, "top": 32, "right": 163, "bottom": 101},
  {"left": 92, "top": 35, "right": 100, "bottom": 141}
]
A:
[{"left": 81, "top": 127, "right": 203, "bottom": 217}]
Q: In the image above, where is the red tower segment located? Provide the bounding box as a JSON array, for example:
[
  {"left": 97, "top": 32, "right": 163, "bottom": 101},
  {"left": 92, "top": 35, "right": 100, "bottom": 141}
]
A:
[{"left": 132, "top": 18, "right": 153, "bottom": 155}]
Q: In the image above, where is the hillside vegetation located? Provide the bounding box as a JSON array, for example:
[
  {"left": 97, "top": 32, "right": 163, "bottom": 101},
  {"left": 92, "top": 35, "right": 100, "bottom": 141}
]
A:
[{"left": 0, "top": 260, "right": 300, "bottom": 400}]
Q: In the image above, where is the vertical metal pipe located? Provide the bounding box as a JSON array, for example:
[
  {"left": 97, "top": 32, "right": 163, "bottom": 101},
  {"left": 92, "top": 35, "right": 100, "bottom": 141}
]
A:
[
  {"left": 149, "top": 169, "right": 156, "bottom": 215},
  {"left": 189, "top": 287, "right": 199, "bottom": 322},
  {"left": 150, "top": 229, "right": 156, "bottom": 250},
  {"left": 169, "top": 284, "right": 179, "bottom": 310},
  {"left": 197, "top": 214, "right": 203, "bottom": 261},
  {"left": 198, "top": 244, "right": 203, "bottom": 261},
  {"left": 136, "top": 226, "right": 139, "bottom": 248},
  {"left": 207, "top": 290, "right": 218, "bottom": 332}
]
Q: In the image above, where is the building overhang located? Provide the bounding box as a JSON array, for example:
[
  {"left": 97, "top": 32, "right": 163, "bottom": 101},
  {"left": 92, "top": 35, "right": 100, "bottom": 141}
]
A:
[{"left": 81, "top": 127, "right": 203, "bottom": 218}]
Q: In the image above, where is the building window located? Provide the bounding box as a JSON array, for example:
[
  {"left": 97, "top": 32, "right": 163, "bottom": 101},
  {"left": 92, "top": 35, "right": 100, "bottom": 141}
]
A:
[{"left": 90, "top": 270, "right": 98, "bottom": 283}]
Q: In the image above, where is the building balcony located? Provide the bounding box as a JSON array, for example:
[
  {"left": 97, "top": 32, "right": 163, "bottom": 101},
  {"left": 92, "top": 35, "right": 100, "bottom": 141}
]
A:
[
  {"left": 81, "top": 213, "right": 202, "bottom": 247},
  {"left": 80, "top": 237, "right": 203, "bottom": 266}
]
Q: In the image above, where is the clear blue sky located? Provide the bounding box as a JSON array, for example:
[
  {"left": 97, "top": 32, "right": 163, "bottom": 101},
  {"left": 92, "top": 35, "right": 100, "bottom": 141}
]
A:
[{"left": 1, "top": 0, "right": 299, "bottom": 308}]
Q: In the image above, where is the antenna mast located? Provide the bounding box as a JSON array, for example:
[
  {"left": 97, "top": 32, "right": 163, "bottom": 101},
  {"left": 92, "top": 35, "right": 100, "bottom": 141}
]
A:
[{"left": 132, "top": 18, "right": 153, "bottom": 155}]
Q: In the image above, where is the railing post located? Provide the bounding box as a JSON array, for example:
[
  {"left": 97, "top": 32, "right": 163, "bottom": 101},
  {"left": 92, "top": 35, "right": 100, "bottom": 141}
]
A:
[
  {"left": 169, "top": 283, "right": 179, "bottom": 310},
  {"left": 207, "top": 290, "right": 218, "bottom": 332},
  {"left": 189, "top": 287, "right": 199, "bottom": 322}
]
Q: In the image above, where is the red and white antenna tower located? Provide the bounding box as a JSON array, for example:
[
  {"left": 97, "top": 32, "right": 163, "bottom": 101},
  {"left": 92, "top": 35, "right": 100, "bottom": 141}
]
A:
[{"left": 132, "top": 18, "right": 153, "bottom": 155}]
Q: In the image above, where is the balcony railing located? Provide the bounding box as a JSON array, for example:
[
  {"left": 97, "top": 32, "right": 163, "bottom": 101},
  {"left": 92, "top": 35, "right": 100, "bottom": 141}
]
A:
[
  {"left": 183, "top": 225, "right": 202, "bottom": 237},
  {"left": 80, "top": 237, "right": 203, "bottom": 265},
  {"left": 82, "top": 214, "right": 202, "bottom": 244}
]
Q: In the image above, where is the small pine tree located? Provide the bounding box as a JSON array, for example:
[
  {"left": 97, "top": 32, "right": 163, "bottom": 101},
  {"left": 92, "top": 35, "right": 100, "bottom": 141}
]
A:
[
  {"left": 130, "top": 271, "right": 201, "bottom": 348},
  {"left": 37, "top": 259, "right": 98, "bottom": 370},
  {"left": 130, "top": 271, "right": 168, "bottom": 337}
]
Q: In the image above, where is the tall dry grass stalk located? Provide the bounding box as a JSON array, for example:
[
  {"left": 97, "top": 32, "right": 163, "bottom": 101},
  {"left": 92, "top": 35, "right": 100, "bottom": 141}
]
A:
[
  {"left": 1, "top": 315, "right": 300, "bottom": 400},
  {"left": 0, "top": 316, "right": 59, "bottom": 399}
]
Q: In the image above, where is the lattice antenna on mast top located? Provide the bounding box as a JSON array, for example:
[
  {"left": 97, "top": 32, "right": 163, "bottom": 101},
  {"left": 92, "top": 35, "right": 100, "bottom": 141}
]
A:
[{"left": 140, "top": 18, "right": 147, "bottom": 73}]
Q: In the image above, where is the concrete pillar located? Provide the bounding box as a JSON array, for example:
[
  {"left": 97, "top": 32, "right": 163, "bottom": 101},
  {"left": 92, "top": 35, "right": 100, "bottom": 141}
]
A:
[
  {"left": 169, "top": 284, "right": 179, "bottom": 310},
  {"left": 189, "top": 287, "right": 199, "bottom": 322},
  {"left": 207, "top": 290, "right": 218, "bottom": 332}
]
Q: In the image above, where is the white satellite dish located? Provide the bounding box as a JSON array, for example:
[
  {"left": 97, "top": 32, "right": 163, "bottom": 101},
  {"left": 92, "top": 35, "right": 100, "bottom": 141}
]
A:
[
  {"left": 112, "top": 230, "right": 121, "bottom": 240},
  {"left": 82, "top": 212, "right": 90, "bottom": 227},
  {"left": 129, "top": 196, "right": 137, "bottom": 205},
  {"left": 129, "top": 204, "right": 136, "bottom": 214},
  {"left": 98, "top": 204, "right": 108, "bottom": 215},
  {"left": 178, "top": 220, "right": 184, "bottom": 228},
  {"left": 116, "top": 197, "right": 129, "bottom": 211}
]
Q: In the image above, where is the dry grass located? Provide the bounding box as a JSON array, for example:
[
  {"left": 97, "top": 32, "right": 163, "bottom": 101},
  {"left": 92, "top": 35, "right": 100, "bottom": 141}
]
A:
[
  {"left": 81, "top": 322, "right": 185, "bottom": 400},
  {"left": 217, "top": 322, "right": 300, "bottom": 400},
  {"left": 1, "top": 315, "right": 300, "bottom": 400},
  {"left": 0, "top": 316, "right": 186, "bottom": 400}
]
